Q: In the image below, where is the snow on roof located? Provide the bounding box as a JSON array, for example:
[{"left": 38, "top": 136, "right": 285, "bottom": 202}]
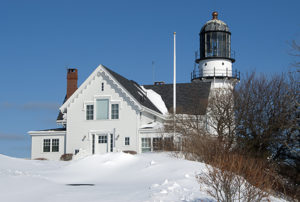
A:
[
  {"left": 141, "top": 86, "right": 168, "bottom": 115},
  {"left": 140, "top": 122, "right": 163, "bottom": 129}
]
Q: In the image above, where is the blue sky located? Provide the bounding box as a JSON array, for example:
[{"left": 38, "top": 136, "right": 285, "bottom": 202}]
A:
[{"left": 0, "top": 0, "right": 299, "bottom": 158}]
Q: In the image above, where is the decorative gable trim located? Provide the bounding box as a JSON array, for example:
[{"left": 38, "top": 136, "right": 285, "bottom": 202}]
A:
[
  {"left": 60, "top": 64, "right": 142, "bottom": 113},
  {"left": 100, "top": 68, "right": 142, "bottom": 111}
]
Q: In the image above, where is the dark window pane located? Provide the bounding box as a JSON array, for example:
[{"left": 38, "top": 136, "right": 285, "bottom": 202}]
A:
[
  {"left": 86, "top": 105, "right": 94, "bottom": 120},
  {"left": 52, "top": 139, "right": 59, "bottom": 152},
  {"left": 43, "top": 139, "right": 50, "bottom": 152}
]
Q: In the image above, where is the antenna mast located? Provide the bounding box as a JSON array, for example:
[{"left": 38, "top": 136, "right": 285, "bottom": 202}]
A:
[{"left": 152, "top": 61, "right": 155, "bottom": 84}]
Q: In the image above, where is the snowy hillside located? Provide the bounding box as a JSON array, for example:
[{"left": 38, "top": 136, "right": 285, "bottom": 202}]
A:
[{"left": 0, "top": 153, "right": 284, "bottom": 202}]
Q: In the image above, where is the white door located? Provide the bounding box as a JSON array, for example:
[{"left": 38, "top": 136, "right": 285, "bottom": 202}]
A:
[{"left": 96, "top": 134, "right": 108, "bottom": 154}]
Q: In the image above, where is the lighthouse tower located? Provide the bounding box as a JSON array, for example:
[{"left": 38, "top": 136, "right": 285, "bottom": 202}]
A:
[{"left": 191, "top": 12, "right": 239, "bottom": 88}]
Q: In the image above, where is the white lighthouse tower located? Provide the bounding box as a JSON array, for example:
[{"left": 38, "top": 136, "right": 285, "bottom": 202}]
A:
[{"left": 191, "top": 12, "right": 239, "bottom": 88}]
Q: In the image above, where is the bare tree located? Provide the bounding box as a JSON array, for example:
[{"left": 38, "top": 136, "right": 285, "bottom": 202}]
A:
[
  {"left": 289, "top": 40, "right": 300, "bottom": 69},
  {"left": 206, "top": 87, "right": 237, "bottom": 152},
  {"left": 234, "top": 72, "right": 300, "bottom": 199}
]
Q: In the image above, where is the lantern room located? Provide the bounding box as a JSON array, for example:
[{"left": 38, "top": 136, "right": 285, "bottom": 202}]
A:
[{"left": 196, "top": 12, "right": 234, "bottom": 63}]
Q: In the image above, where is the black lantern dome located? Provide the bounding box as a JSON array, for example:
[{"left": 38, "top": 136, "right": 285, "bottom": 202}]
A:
[{"left": 196, "top": 12, "right": 235, "bottom": 63}]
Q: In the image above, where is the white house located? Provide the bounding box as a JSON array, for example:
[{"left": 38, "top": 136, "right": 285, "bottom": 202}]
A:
[{"left": 28, "top": 12, "right": 239, "bottom": 160}]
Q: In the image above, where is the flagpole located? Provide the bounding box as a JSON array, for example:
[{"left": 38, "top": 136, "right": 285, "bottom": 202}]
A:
[
  {"left": 173, "top": 32, "right": 176, "bottom": 138},
  {"left": 173, "top": 32, "right": 176, "bottom": 115}
]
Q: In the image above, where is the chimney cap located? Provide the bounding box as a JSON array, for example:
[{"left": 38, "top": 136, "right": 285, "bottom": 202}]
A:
[
  {"left": 154, "top": 81, "right": 165, "bottom": 85},
  {"left": 67, "top": 68, "right": 77, "bottom": 73}
]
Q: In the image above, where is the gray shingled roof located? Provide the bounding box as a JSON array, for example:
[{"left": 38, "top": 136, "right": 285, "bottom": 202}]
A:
[
  {"left": 102, "top": 65, "right": 162, "bottom": 114},
  {"left": 57, "top": 66, "right": 162, "bottom": 121},
  {"left": 40, "top": 128, "right": 66, "bottom": 131},
  {"left": 57, "top": 96, "right": 67, "bottom": 121},
  {"left": 57, "top": 66, "right": 211, "bottom": 121},
  {"left": 143, "top": 82, "right": 211, "bottom": 115}
]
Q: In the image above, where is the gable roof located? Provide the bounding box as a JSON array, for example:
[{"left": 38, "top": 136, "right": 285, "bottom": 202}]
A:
[
  {"left": 143, "top": 82, "right": 211, "bottom": 115},
  {"left": 102, "top": 65, "right": 162, "bottom": 114},
  {"left": 57, "top": 65, "right": 162, "bottom": 121},
  {"left": 57, "top": 96, "right": 67, "bottom": 121},
  {"left": 57, "top": 65, "right": 211, "bottom": 121}
]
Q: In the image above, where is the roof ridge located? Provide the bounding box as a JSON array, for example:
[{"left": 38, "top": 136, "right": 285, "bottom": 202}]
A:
[{"left": 102, "top": 65, "right": 162, "bottom": 114}]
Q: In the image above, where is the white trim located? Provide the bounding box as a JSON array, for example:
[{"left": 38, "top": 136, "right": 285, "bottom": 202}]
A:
[
  {"left": 100, "top": 68, "right": 142, "bottom": 110},
  {"left": 142, "top": 106, "right": 166, "bottom": 120},
  {"left": 28, "top": 130, "right": 66, "bottom": 136},
  {"left": 60, "top": 65, "right": 142, "bottom": 113}
]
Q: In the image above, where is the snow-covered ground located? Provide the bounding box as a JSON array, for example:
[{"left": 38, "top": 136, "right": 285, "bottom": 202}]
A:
[{"left": 0, "top": 152, "right": 284, "bottom": 202}]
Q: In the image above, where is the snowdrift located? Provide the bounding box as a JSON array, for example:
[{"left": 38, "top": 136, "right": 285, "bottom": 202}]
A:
[{"left": 0, "top": 153, "right": 285, "bottom": 202}]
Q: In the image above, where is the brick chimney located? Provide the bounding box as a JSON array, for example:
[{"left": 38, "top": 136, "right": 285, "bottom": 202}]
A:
[{"left": 66, "top": 68, "right": 78, "bottom": 99}]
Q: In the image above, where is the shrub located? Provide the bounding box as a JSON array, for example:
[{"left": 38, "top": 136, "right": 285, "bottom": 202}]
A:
[
  {"left": 197, "top": 153, "right": 276, "bottom": 202},
  {"left": 34, "top": 157, "right": 48, "bottom": 160},
  {"left": 123, "top": 150, "right": 137, "bottom": 155},
  {"left": 60, "top": 153, "right": 73, "bottom": 161}
]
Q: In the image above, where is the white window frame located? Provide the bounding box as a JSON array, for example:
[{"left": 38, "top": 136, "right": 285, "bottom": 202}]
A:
[
  {"left": 141, "top": 138, "right": 151, "bottom": 153},
  {"left": 96, "top": 99, "right": 109, "bottom": 120},
  {"left": 86, "top": 104, "right": 94, "bottom": 120},
  {"left": 91, "top": 95, "right": 121, "bottom": 121},
  {"left": 98, "top": 135, "right": 108, "bottom": 144},
  {"left": 125, "top": 137, "right": 130, "bottom": 146},
  {"left": 52, "top": 139, "right": 59, "bottom": 152},
  {"left": 43, "top": 139, "right": 51, "bottom": 152},
  {"left": 111, "top": 103, "right": 119, "bottom": 119}
]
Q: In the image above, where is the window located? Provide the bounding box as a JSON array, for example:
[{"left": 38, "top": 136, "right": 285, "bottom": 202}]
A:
[
  {"left": 52, "top": 139, "right": 59, "bottom": 152},
  {"left": 96, "top": 99, "right": 109, "bottom": 120},
  {"left": 111, "top": 104, "right": 119, "bottom": 119},
  {"left": 43, "top": 139, "right": 50, "bottom": 152},
  {"left": 98, "top": 135, "right": 107, "bottom": 143},
  {"left": 141, "top": 138, "right": 151, "bottom": 153},
  {"left": 125, "top": 137, "right": 130, "bottom": 146},
  {"left": 153, "top": 138, "right": 162, "bottom": 151},
  {"left": 110, "top": 134, "right": 114, "bottom": 152},
  {"left": 101, "top": 82, "right": 104, "bottom": 91},
  {"left": 92, "top": 135, "right": 95, "bottom": 154},
  {"left": 86, "top": 105, "right": 94, "bottom": 120}
]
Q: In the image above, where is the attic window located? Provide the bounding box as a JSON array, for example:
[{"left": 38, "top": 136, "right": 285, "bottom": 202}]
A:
[
  {"left": 86, "top": 105, "right": 94, "bottom": 120},
  {"left": 111, "top": 104, "right": 119, "bottom": 119},
  {"left": 96, "top": 99, "right": 109, "bottom": 120},
  {"left": 101, "top": 83, "right": 104, "bottom": 91},
  {"left": 222, "top": 62, "right": 224, "bottom": 65}
]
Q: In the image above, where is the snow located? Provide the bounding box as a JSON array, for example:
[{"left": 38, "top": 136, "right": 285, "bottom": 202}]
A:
[
  {"left": 0, "top": 153, "right": 285, "bottom": 202},
  {"left": 140, "top": 121, "right": 163, "bottom": 129},
  {"left": 141, "top": 86, "right": 168, "bottom": 115}
]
